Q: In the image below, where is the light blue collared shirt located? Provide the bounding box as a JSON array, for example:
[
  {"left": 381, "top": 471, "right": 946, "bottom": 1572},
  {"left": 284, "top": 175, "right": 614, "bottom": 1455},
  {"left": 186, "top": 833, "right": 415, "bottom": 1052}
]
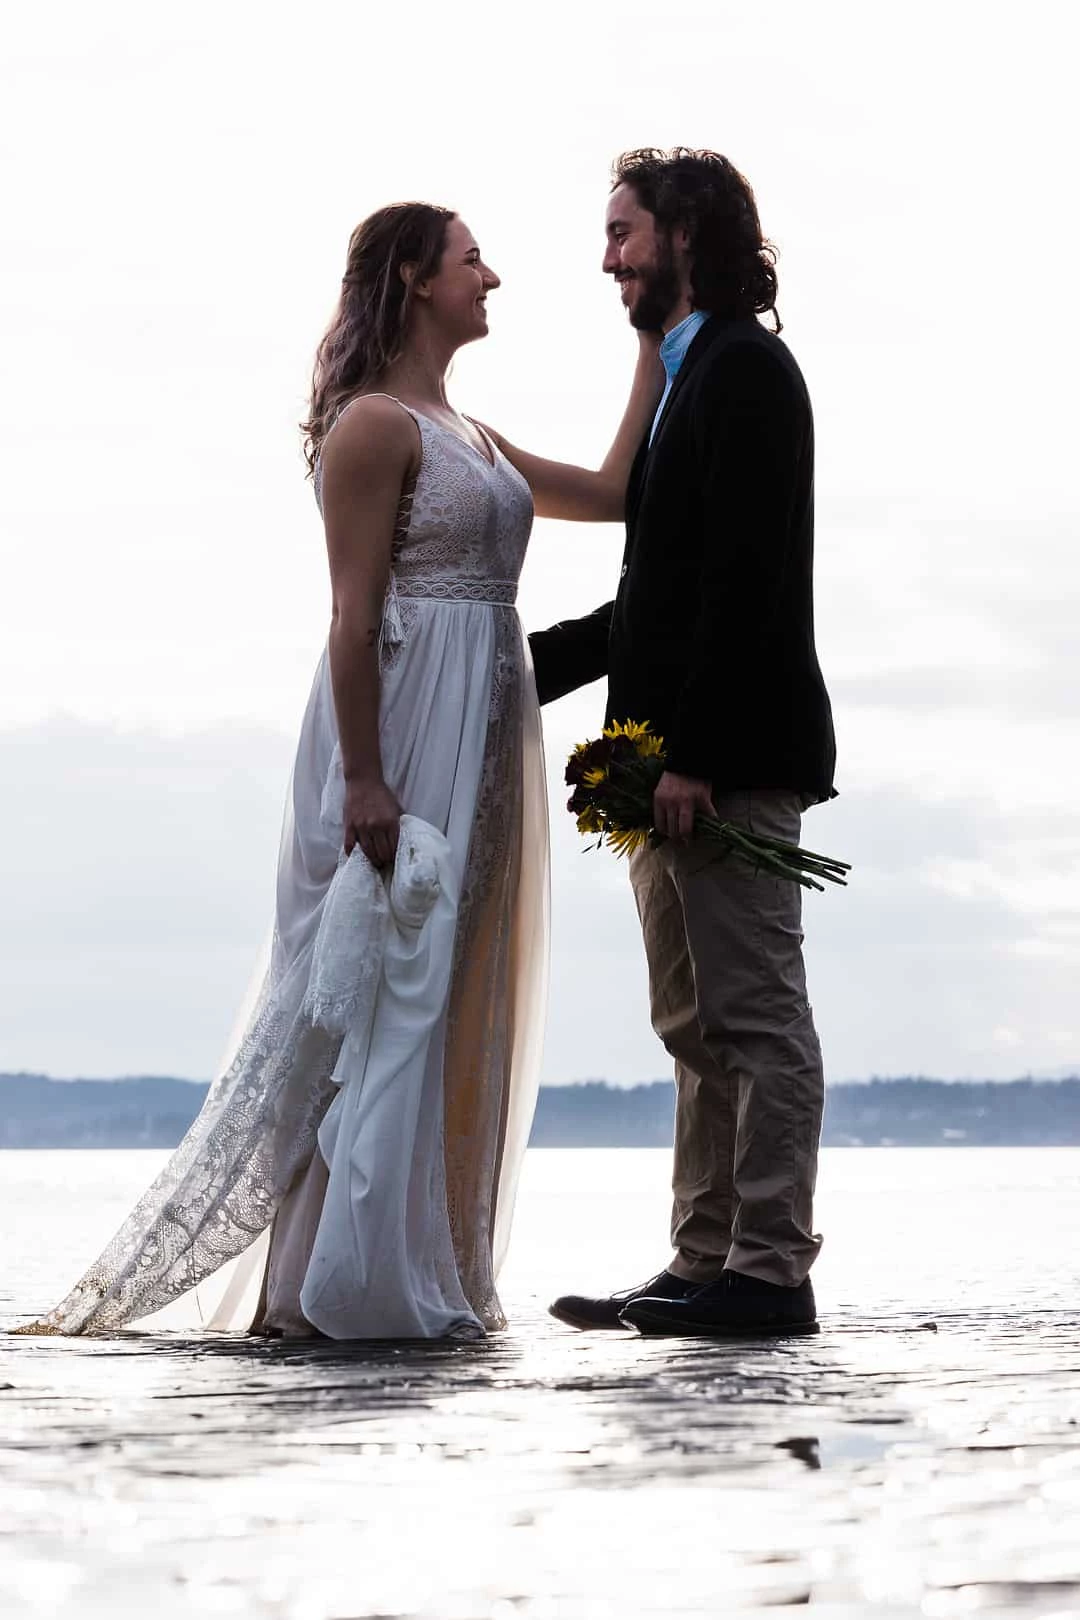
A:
[{"left": 649, "top": 309, "right": 710, "bottom": 445}]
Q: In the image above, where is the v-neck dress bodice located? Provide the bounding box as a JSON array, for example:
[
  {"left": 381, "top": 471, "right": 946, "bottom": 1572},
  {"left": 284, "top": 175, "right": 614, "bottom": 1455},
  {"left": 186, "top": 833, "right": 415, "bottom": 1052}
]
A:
[{"left": 315, "top": 402, "right": 533, "bottom": 604}]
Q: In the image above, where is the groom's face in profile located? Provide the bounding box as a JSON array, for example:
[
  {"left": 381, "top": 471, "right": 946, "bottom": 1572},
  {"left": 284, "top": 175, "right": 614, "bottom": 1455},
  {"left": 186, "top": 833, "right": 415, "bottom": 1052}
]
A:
[{"left": 604, "top": 182, "right": 681, "bottom": 334}]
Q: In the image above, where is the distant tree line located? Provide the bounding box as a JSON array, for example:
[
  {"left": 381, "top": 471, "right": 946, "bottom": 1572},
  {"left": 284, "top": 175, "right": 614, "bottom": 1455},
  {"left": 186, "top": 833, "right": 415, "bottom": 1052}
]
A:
[{"left": 2, "top": 1072, "right": 1080, "bottom": 1149}]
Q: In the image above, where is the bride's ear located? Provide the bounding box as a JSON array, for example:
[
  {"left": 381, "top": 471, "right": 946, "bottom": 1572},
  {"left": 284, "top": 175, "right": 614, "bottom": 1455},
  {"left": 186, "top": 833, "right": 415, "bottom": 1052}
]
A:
[{"left": 400, "top": 262, "right": 433, "bottom": 301}]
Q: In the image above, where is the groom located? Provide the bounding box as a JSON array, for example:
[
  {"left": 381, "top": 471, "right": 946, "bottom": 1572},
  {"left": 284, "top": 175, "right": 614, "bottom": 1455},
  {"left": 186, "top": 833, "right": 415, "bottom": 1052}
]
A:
[{"left": 530, "top": 148, "right": 836, "bottom": 1337}]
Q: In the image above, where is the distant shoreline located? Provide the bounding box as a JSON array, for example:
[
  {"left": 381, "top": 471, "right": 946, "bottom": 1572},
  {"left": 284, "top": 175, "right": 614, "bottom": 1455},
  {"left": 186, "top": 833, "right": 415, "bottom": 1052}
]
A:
[{"left": 2, "top": 1073, "right": 1079, "bottom": 1150}]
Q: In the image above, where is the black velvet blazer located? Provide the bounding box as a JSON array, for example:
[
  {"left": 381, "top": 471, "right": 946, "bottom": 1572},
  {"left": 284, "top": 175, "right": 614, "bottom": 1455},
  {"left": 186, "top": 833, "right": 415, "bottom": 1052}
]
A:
[{"left": 529, "top": 315, "right": 836, "bottom": 800}]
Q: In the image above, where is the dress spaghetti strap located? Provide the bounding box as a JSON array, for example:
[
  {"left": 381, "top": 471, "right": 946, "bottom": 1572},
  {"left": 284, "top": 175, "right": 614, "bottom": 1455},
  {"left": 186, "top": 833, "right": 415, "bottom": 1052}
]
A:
[{"left": 319, "top": 393, "right": 421, "bottom": 460}]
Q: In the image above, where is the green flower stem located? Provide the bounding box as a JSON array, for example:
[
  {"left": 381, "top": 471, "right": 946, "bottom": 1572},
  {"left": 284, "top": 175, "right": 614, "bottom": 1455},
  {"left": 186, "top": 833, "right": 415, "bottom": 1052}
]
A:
[
  {"left": 716, "top": 827, "right": 852, "bottom": 872},
  {"left": 694, "top": 816, "right": 849, "bottom": 891},
  {"left": 697, "top": 815, "right": 848, "bottom": 872}
]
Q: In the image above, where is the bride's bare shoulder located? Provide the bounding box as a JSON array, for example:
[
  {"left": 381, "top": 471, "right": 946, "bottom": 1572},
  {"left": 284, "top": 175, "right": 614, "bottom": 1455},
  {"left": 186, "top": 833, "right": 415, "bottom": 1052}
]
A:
[{"left": 320, "top": 394, "right": 420, "bottom": 479}]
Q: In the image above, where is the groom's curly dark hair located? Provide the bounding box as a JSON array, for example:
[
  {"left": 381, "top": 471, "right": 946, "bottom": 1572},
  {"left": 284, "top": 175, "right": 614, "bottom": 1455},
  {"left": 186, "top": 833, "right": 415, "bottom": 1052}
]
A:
[{"left": 613, "top": 148, "right": 782, "bottom": 332}]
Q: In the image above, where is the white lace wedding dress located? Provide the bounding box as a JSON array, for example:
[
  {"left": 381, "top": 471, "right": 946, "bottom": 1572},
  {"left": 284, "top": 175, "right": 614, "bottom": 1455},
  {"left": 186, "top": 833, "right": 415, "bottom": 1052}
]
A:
[{"left": 27, "top": 399, "right": 549, "bottom": 1339}]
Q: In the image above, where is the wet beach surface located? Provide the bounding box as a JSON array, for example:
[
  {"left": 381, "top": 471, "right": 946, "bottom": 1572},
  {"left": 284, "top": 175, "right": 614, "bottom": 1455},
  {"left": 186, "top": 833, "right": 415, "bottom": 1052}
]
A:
[{"left": 2, "top": 1149, "right": 1079, "bottom": 1618}]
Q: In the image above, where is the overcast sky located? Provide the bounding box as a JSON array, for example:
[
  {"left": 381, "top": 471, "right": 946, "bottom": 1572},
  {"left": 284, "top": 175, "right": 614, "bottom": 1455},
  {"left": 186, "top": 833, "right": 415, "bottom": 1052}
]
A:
[{"left": 2, "top": 1, "right": 1078, "bottom": 1084}]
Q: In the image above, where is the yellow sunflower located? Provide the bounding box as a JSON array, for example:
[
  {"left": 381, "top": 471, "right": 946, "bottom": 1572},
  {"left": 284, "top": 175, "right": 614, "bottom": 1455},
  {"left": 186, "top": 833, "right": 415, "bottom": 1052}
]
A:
[
  {"left": 605, "top": 824, "right": 651, "bottom": 858},
  {"left": 604, "top": 718, "right": 665, "bottom": 760},
  {"left": 603, "top": 718, "right": 647, "bottom": 741},
  {"left": 583, "top": 766, "right": 608, "bottom": 787},
  {"left": 576, "top": 806, "right": 604, "bottom": 836}
]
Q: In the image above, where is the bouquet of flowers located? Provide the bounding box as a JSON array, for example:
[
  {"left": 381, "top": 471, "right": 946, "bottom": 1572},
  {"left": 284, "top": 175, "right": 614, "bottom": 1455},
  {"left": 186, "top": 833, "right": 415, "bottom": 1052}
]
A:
[{"left": 565, "top": 721, "right": 850, "bottom": 892}]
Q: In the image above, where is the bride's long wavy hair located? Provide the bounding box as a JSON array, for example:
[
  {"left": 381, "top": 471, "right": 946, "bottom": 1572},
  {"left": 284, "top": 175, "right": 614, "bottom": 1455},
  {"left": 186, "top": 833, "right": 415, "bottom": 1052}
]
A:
[{"left": 301, "top": 202, "right": 456, "bottom": 477}]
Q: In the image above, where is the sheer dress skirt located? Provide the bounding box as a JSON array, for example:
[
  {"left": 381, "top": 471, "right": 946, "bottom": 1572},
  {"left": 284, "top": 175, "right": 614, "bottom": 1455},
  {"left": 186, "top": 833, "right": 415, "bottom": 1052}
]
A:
[
  {"left": 25, "top": 592, "right": 548, "bottom": 1338},
  {"left": 23, "top": 405, "right": 547, "bottom": 1340}
]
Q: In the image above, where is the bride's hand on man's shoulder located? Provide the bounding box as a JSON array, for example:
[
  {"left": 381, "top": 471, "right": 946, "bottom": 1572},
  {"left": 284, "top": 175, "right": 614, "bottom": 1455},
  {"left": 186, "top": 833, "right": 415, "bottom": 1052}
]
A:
[
  {"left": 343, "top": 776, "right": 402, "bottom": 869},
  {"left": 636, "top": 330, "right": 664, "bottom": 381},
  {"left": 475, "top": 420, "right": 504, "bottom": 453}
]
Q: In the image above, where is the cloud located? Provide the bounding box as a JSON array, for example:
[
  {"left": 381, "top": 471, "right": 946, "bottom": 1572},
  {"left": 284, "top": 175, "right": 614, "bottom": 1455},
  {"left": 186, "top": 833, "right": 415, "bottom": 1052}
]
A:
[
  {"left": 1, "top": 6, "right": 1077, "bottom": 1087},
  {"left": 2, "top": 714, "right": 1074, "bottom": 1087},
  {"left": 0, "top": 718, "right": 292, "bottom": 1078},
  {"left": 831, "top": 666, "right": 1075, "bottom": 718}
]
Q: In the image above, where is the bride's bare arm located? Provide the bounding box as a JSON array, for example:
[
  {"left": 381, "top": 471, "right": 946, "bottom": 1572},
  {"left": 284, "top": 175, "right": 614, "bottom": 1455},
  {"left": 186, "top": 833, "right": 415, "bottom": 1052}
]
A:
[
  {"left": 484, "top": 336, "right": 663, "bottom": 522},
  {"left": 319, "top": 398, "right": 418, "bottom": 867}
]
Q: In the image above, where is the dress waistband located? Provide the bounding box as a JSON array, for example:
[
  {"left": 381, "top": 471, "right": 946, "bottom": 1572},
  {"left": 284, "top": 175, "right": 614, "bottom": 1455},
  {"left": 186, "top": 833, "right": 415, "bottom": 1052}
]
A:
[{"left": 395, "top": 577, "right": 518, "bottom": 606}]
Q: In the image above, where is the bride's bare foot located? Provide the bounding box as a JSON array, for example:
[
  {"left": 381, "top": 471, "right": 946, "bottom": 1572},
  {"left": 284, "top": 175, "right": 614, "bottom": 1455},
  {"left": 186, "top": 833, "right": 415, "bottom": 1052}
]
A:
[{"left": 247, "top": 1318, "right": 325, "bottom": 1341}]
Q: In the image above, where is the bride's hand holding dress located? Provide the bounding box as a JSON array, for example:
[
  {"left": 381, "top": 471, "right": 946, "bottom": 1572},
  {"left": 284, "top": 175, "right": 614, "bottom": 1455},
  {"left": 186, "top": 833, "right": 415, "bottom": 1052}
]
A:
[{"left": 342, "top": 777, "right": 403, "bottom": 868}]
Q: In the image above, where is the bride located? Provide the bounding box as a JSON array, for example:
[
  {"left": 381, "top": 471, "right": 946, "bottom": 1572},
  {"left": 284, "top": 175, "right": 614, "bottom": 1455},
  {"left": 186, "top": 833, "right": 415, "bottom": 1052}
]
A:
[{"left": 20, "top": 201, "right": 661, "bottom": 1340}]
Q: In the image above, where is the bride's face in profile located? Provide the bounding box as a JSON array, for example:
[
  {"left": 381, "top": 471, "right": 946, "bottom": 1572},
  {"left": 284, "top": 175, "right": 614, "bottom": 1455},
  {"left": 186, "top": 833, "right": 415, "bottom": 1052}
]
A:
[{"left": 417, "top": 217, "right": 500, "bottom": 348}]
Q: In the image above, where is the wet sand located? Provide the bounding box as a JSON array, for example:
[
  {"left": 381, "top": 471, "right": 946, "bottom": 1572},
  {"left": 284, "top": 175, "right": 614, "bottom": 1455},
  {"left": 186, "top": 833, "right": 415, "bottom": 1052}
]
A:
[{"left": 2, "top": 1150, "right": 1079, "bottom": 1617}]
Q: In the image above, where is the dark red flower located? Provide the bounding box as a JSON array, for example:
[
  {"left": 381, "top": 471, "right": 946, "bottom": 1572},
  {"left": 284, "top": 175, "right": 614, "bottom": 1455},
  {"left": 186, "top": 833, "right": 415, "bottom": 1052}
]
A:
[{"left": 565, "top": 736, "right": 614, "bottom": 786}]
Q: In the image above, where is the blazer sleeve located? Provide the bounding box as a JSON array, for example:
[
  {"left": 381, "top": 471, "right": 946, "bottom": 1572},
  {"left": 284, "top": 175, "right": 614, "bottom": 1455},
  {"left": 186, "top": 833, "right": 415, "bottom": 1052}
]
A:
[
  {"left": 528, "top": 601, "right": 614, "bottom": 706},
  {"left": 663, "top": 344, "right": 808, "bottom": 778}
]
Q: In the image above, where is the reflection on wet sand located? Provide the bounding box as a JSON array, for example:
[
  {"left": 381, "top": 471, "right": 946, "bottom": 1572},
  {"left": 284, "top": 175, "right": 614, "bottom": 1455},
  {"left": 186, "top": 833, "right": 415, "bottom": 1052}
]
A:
[{"left": 1, "top": 1147, "right": 1079, "bottom": 1616}]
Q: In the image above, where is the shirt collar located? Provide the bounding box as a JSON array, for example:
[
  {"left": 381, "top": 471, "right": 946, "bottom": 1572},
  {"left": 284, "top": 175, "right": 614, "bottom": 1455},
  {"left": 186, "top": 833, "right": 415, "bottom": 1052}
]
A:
[{"left": 659, "top": 309, "right": 709, "bottom": 381}]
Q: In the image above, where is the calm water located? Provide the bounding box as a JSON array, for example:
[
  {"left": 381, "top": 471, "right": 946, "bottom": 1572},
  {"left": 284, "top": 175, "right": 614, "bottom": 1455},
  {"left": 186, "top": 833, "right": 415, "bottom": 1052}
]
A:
[
  {"left": 4, "top": 1146, "right": 1079, "bottom": 1320},
  {"left": 2, "top": 1148, "right": 1079, "bottom": 1618}
]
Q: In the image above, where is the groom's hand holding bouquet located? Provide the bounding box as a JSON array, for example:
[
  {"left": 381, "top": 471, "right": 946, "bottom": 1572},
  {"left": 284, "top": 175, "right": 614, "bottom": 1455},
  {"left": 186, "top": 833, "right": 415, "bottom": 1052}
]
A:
[
  {"left": 566, "top": 721, "right": 849, "bottom": 892},
  {"left": 652, "top": 768, "right": 719, "bottom": 844}
]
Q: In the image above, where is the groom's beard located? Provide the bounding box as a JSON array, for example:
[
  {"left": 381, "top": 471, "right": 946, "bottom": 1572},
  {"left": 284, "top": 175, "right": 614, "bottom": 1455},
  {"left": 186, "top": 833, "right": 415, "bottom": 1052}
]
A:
[{"left": 627, "top": 238, "right": 681, "bottom": 334}]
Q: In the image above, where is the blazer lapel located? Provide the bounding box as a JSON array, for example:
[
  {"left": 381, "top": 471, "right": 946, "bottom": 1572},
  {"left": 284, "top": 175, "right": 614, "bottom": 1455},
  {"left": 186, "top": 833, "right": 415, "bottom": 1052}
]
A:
[
  {"left": 624, "top": 432, "right": 651, "bottom": 532},
  {"left": 624, "top": 317, "right": 748, "bottom": 558}
]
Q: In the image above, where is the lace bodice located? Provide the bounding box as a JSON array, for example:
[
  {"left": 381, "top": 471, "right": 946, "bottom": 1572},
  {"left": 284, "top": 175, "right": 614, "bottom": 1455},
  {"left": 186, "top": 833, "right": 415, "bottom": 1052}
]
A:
[{"left": 315, "top": 400, "right": 534, "bottom": 602}]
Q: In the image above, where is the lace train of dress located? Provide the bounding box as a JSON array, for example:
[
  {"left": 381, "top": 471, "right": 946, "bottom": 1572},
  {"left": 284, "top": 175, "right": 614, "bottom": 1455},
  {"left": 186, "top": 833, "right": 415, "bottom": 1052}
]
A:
[{"left": 23, "top": 401, "right": 548, "bottom": 1339}]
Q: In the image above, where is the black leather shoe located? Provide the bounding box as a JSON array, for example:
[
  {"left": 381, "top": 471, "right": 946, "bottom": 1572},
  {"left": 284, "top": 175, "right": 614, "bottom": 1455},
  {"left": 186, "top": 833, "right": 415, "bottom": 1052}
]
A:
[
  {"left": 548, "top": 1269, "right": 699, "bottom": 1331},
  {"left": 619, "top": 1271, "right": 819, "bottom": 1337}
]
